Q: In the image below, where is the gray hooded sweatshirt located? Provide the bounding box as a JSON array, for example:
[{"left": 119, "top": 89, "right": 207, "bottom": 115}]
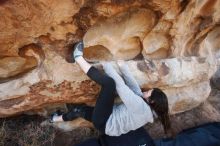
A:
[{"left": 103, "top": 63, "right": 154, "bottom": 136}]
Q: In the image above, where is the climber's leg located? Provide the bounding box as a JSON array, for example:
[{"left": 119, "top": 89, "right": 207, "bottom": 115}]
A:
[
  {"left": 86, "top": 66, "right": 116, "bottom": 133},
  {"left": 73, "top": 41, "right": 117, "bottom": 132},
  {"left": 50, "top": 41, "right": 116, "bottom": 130}
]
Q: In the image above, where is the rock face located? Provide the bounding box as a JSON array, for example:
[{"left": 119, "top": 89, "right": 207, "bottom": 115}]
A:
[
  {"left": 0, "top": 0, "right": 220, "bottom": 126},
  {"left": 83, "top": 8, "right": 156, "bottom": 61}
]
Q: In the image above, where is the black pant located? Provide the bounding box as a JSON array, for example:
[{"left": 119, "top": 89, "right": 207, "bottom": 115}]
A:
[
  {"left": 75, "top": 127, "right": 155, "bottom": 146},
  {"left": 63, "top": 67, "right": 116, "bottom": 133}
]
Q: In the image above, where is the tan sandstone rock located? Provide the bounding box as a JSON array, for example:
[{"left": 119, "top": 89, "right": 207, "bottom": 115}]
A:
[
  {"left": 203, "top": 26, "right": 220, "bottom": 89},
  {"left": 170, "top": 0, "right": 219, "bottom": 57},
  {"left": 142, "top": 32, "right": 170, "bottom": 59},
  {"left": 83, "top": 8, "right": 156, "bottom": 61},
  {"left": 0, "top": 0, "right": 82, "bottom": 57},
  {"left": 0, "top": 0, "right": 220, "bottom": 130},
  {"left": 0, "top": 55, "right": 216, "bottom": 117},
  {"left": 199, "top": 26, "right": 220, "bottom": 58},
  {"left": 0, "top": 56, "right": 37, "bottom": 83}
]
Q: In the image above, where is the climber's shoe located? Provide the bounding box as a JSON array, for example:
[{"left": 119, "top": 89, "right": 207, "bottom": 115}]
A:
[
  {"left": 69, "top": 104, "right": 88, "bottom": 117},
  {"left": 71, "top": 41, "right": 84, "bottom": 63},
  {"left": 61, "top": 103, "right": 93, "bottom": 121},
  {"left": 49, "top": 110, "right": 63, "bottom": 123}
]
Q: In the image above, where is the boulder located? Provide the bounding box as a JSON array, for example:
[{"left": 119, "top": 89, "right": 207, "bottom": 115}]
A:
[
  {"left": 83, "top": 8, "right": 156, "bottom": 61},
  {"left": 142, "top": 32, "right": 170, "bottom": 59},
  {"left": 0, "top": 55, "right": 216, "bottom": 117},
  {"left": 0, "top": 0, "right": 220, "bottom": 130},
  {"left": 170, "top": 0, "right": 220, "bottom": 57},
  {"left": 200, "top": 26, "right": 220, "bottom": 89},
  {"left": 0, "top": 0, "right": 82, "bottom": 57}
]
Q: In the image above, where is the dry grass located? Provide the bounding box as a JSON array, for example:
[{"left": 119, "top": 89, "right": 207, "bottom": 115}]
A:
[
  {"left": 0, "top": 115, "right": 98, "bottom": 146},
  {"left": 0, "top": 115, "right": 56, "bottom": 146},
  {"left": 0, "top": 121, "right": 6, "bottom": 146}
]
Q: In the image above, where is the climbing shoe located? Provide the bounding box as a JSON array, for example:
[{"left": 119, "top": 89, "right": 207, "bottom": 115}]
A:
[
  {"left": 62, "top": 104, "right": 93, "bottom": 121},
  {"left": 49, "top": 110, "right": 63, "bottom": 123},
  {"left": 72, "top": 41, "right": 84, "bottom": 63}
]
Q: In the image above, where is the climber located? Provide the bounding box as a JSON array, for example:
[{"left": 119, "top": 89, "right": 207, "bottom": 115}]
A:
[
  {"left": 50, "top": 41, "right": 170, "bottom": 145},
  {"left": 48, "top": 41, "right": 220, "bottom": 146}
]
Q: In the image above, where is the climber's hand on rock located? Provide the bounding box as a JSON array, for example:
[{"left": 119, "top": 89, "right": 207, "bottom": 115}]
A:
[{"left": 117, "top": 60, "right": 125, "bottom": 67}]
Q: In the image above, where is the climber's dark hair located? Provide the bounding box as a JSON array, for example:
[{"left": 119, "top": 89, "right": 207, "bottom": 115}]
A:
[{"left": 147, "top": 88, "right": 171, "bottom": 134}]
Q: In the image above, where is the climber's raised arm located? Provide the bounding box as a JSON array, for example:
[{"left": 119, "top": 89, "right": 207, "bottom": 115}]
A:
[
  {"left": 117, "top": 60, "right": 143, "bottom": 97},
  {"left": 103, "top": 63, "right": 151, "bottom": 114}
]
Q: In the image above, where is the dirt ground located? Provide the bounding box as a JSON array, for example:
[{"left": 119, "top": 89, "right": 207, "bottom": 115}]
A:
[{"left": 0, "top": 84, "right": 220, "bottom": 146}]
